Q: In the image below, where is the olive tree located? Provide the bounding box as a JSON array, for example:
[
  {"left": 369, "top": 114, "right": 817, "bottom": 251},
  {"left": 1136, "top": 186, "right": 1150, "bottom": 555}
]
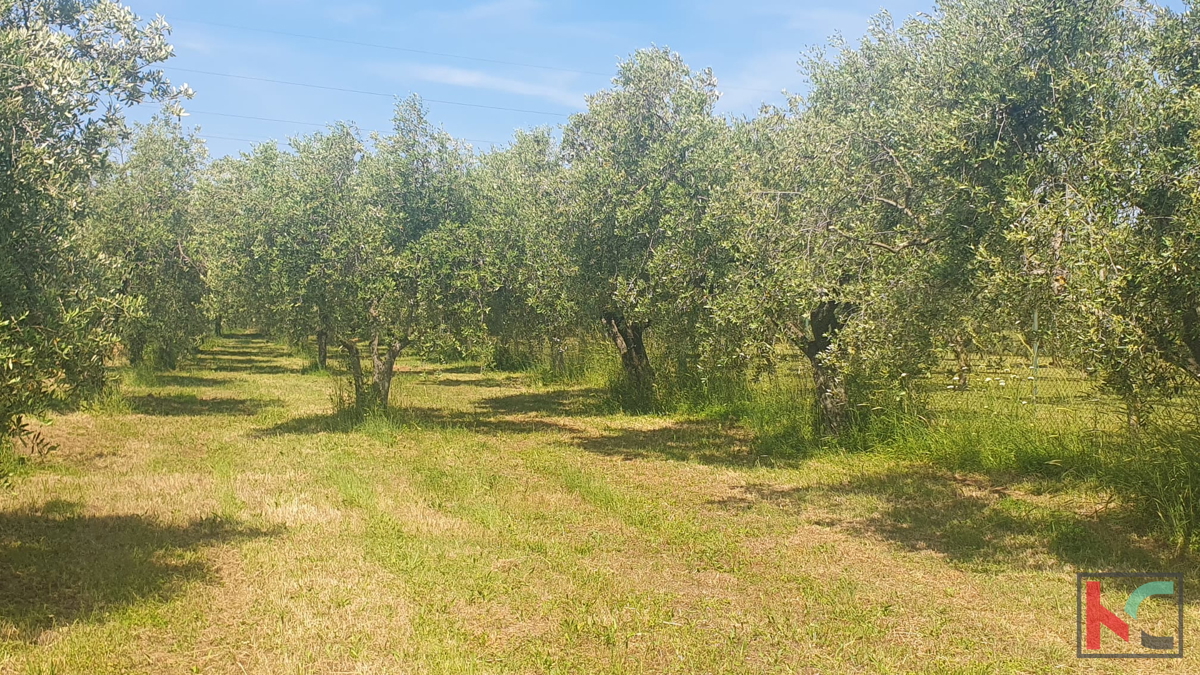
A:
[
  {"left": 979, "top": 0, "right": 1200, "bottom": 425},
  {"left": 195, "top": 142, "right": 297, "bottom": 340},
  {"left": 0, "top": 0, "right": 186, "bottom": 442},
  {"left": 712, "top": 0, "right": 1139, "bottom": 435},
  {"left": 342, "top": 97, "right": 472, "bottom": 410},
  {"left": 562, "top": 48, "right": 729, "bottom": 404},
  {"left": 84, "top": 115, "right": 208, "bottom": 369},
  {"left": 462, "top": 128, "right": 577, "bottom": 371}
]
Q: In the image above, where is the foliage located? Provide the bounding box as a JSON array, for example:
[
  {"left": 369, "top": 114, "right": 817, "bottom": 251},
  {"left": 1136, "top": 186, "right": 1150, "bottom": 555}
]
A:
[
  {"left": 0, "top": 0, "right": 186, "bottom": 441},
  {"left": 84, "top": 115, "right": 209, "bottom": 369},
  {"left": 559, "top": 48, "right": 735, "bottom": 407},
  {"left": 463, "top": 128, "right": 578, "bottom": 370},
  {"left": 195, "top": 141, "right": 297, "bottom": 335}
]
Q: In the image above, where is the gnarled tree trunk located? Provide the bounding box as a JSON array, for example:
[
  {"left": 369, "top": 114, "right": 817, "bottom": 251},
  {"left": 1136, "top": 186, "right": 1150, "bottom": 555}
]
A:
[
  {"left": 550, "top": 336, "right": 567, "bottom": 376},
  {"left": 602, "top": 313, "right": 653, "bottom": 394},
  {"left": 1180, "top": 303, "right": 1200, "bottom": 381},
  {"left": 801, "top": 301, "right": 850, "bottom": 437},
  {"left": 340, "top": 334, "right": 407, "bottom": 411},
  {"left": 316, "top": 329, "right": 329, "bottom": 370},
  {"left": 340, "top": 338, "right": 366, "bottom": 410},
  {"left": 951, "top": 333, "right": 972, "bottom": 391},
  {"left": 370, "top": 333, "right": 407, "bottom": 409}
]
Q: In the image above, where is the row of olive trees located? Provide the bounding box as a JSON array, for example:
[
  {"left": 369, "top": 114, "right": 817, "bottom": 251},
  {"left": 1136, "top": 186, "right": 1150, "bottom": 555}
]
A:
[
  {"left": 186, "top": 0, "right": 1200, "bottom": 433},
  {"left": 0, "top": 0, "right": 189, "bottom": 446},
  {"left": 195, "top": 100, "right": 474, "bottom": 411},
  {"left": 8, "top": 0, "right": 1197, "bottom": 442}
]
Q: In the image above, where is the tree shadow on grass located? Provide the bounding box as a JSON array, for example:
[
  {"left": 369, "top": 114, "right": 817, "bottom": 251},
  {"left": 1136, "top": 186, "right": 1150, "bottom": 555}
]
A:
[
  {"left": 438, "top": 364, "right": 488, "bottom": 375},
  {"left": 195, "top": 355, "right": 295, "bottom": 375},
  {"left": 252, "top": 385, "right": 605, "bottom": 438},
  {"left": 421, "top": 376, "right": 525, "bottom": 389},
  {"left": 852, "top": 469, "right": 1177, "bottom": 572},
  {"left": 479, "top": 388, "right": 606, "bottom": 417},
  {"left": 707, "top": 482, "right": 811, "bottom": 509},
  {"left": 128, "top": 393, "right": 281, "bottom": 417},
  {"left": 0, "top": 501, "right": 276, "bottom": 641},
  {"left": 152, "top": 374, "right": 229, "bottom": 388},
  {"left": 573, "top": 419, "right": 765, "bottom": 467},
  {"left": 191, "top": 337, "right": 297, "bottom": 375},
  {"left": 715, "top": 465, "right": 1190, "bottom": 575},
  {"left": 252, "top": 404, "right": 573, "bottom": 438}
]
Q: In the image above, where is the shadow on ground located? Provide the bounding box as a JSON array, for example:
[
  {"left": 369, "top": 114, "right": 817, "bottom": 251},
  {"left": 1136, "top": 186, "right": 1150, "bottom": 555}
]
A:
[
  {"left": 0, "top": 502, "right": 275, "bottom": 640},
  {"left": 150, "top": 374, "right": 230, "bottom": 388},
  {"left": 128, "top": 393, "right": 281, "bottom": 417},
  {"left": 196, "top": 355, "right": 295, "bottom": 375},
  {"left": 190, "top": 335, "right": 297, "bottom": 375},
  {"left": 574, "top": 419, "right": 763, "bottom": 467},
  {"left": 710, "top": 465, "right": 1191, "bottom": 576},
  {"left": 844, "top": 467, "right": 1178, "bottom": 572},
  {"left": 253, "top": 404, "right": 574, "bottom": 438},
  {"left": 479, "top": 388, "right": 605, "bottom": 417},
  {"left": 419, "top": 376, "right": 525, "bottom": 389}
]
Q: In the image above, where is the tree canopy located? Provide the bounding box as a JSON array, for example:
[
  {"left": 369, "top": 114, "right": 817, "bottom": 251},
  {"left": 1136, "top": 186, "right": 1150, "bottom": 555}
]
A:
[{"left": 5, "top": 0, "right": 1200, "bottom": 442}]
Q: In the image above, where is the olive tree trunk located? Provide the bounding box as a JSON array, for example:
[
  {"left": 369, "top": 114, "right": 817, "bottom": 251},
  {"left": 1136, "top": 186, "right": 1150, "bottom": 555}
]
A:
[
  {"left": 340, "top": 334, "right": 408, "bottom": 411},
  {"left": 951, "top": 333, "right": 972, "bottom": 391},
  {"left": 1180, "top": 303, "right": 1200, "bottom": 381},
  {"left": 550, "top": 336, "right": 567, "bottom": 376},
  {"left": 316, "top": 328, "right": 329, "bottom": 370},
  {"left": 801, "top": 301, "right": 850, "bottom": 437},
  {"left": 370, "top": 334, "right": 407, "bottom": 409},
  {"left": 340, "top": 338, "right": 366, "bottom": 410},
  {"left": 602, "top": 313, "right": 653, "bottom": 394}
]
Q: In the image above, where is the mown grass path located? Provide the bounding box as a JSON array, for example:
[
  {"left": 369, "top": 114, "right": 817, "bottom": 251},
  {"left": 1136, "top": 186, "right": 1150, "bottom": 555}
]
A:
[{"left": 1, "top": 336, "right": 1194, "bottom": 673}]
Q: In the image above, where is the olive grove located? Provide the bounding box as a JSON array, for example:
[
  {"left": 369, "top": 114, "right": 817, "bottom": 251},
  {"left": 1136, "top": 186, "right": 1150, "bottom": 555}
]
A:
[{"left": 5, "top": 0, "right": 1200, "bottom": 446}]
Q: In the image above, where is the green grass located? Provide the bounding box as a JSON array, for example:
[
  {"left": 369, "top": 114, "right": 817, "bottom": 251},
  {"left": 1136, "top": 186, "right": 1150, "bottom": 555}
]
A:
[{"left": 1, "top": 334, "right": 1197, "bottom": 673}]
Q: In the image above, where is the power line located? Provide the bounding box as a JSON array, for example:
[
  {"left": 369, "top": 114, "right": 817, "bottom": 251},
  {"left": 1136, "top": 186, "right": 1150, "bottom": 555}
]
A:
[
  {"left": 170, "top": 67, "right": 572, "bottom": 117},
  {"left": 187, "top": 115, "right": 499, "bottom": 147},
  {"left": 198, "top": 133, "right": 267, "bottom": 143},
  {"left": 187, "top": 109, "right": 327, "bottom": 128},
  {"left": 174, "top": 107, "right": 499, "bottom": 144},
  {"left": 169, "top": 17, "right": 781, "bottom": 95}
]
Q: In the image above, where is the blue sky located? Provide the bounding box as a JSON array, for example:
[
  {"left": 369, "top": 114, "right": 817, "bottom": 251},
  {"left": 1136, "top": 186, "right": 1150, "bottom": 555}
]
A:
[{"left": 121, "top": 0, "right": 1188, "bottom": 158}]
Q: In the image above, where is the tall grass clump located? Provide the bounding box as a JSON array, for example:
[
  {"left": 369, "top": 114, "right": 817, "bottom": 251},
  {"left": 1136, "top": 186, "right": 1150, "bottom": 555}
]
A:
[
  {"left": 532, "top": 338, "right": 611, "bottom": 386},
  {"left": 724, "top": 371, "right": 821, "bottom": 456},
  {"left": 0, "top": 441, "right": 23, "bottom": 487},
  {"left": 878, "top": 416, "right": 1097, "bottom": 478},
  {"left": 1104, "top": 428, "right": 1200, "bottom": 553},
  {"left": 81, "top": 384, "right": 132, "bottom": 416}
]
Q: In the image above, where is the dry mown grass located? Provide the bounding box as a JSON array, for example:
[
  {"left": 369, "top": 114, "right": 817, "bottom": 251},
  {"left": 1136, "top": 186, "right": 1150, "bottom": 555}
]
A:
[{"left": 0, "top": 335, "right": 1196, "bottom": 673}]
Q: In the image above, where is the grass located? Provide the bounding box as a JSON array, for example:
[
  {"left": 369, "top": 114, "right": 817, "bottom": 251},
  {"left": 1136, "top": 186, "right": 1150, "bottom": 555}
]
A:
[{"left": 1, "top": 334, "right": 1198, "bottom": 673}]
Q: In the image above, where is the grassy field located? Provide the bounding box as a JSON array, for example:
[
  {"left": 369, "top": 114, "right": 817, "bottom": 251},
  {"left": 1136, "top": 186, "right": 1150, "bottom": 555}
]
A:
[{"left": 1, "top": 335, "right": 1196, "bottom": 673}]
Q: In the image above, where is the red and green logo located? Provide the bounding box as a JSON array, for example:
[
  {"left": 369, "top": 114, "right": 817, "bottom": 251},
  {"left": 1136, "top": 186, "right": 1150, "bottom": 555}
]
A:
[{"left": 1077, "top": 572, "right": 1183, "bottom": 658}]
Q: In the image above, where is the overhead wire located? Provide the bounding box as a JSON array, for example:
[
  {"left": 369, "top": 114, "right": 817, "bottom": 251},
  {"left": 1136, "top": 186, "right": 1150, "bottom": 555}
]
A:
[
  {"left": 169, "top": 67, "right": 572, "bottom": 117},
  {"left": 158, "top": 14, "right": 788, "bottom": 148},
  {"left": 169, "top": 106, "right": 499, "bottom": 145},
  {"left": 196, "top": 133, "right": 267, "bottom": 143}
]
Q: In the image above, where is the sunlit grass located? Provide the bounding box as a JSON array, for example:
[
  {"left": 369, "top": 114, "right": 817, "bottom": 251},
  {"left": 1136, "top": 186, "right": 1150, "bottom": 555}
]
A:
[{"left": 2, "top": 334, "right": 1198, "bottom": 672}]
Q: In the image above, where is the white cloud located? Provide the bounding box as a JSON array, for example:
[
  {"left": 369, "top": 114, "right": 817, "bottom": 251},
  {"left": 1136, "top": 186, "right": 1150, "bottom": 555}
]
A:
[
  {"left": 714, "top": 50, "right": 805, "bottom": 114},
  {"left": 415, "top": 0, "right": 630, "bottom": 44},
  {"left": 701, "top": 0, "right": 878, "bottom": 40},
  {"left": 174, "top": 37, "right": 214, "bottom": 55},
  {"left": 327, "top": 2, "right": 382, "bottom": 25},
  {"left": 370, "top": 62, "right": 584, "bottom": 108},
  {"left": 433, "top": 0, "right": 544, "bottom": 24}
]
